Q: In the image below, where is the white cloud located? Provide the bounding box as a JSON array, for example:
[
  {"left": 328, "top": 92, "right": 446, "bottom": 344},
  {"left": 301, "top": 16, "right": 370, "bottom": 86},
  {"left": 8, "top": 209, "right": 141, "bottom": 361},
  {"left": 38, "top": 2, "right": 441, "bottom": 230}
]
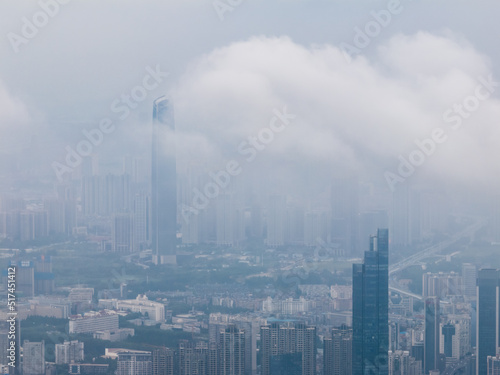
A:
[{"left": 172, "top": 32, "right": 500, "bottom": 192}]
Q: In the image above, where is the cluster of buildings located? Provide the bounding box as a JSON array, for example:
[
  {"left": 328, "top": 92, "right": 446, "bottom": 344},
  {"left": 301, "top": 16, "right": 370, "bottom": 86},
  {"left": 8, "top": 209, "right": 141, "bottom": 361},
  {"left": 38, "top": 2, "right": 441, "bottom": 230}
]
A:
[
  {"left": 3, "top": 99, "right": 500, "bottom": 269},
  {"left": 0, "top": 98, "right": 499, "bottom": 375}
]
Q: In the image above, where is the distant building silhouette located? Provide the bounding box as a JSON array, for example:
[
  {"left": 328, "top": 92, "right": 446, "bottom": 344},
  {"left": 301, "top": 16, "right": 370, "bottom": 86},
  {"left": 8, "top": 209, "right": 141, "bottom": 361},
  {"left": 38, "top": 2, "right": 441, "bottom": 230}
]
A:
[
  {"left": 151, "top": 97, "right": 177, "bottom": 265},
  {"left": 331, "top": 176, "right": 358, "bottom": 255}
]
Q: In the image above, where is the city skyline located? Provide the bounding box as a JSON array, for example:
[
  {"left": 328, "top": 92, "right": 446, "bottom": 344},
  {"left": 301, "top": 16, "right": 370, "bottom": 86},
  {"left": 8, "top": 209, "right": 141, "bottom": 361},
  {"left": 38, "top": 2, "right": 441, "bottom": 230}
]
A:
[{"left": 1, "top": 2, "right": 499, "bottom": 375}]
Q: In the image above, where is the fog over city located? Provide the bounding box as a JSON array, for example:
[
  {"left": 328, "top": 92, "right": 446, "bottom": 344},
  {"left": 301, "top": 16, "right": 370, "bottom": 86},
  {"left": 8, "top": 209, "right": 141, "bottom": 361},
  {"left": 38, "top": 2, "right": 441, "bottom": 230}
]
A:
[{"left": 0, "top": 1, "right": 499, "bottom": 375}]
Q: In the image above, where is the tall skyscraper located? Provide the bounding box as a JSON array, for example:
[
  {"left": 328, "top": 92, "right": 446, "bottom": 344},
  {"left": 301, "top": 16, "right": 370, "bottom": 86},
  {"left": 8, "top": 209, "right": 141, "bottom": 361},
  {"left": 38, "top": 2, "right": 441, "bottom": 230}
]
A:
[
  {"left": 477, "top": 269, "right": 500, "bottom": 375},
  {"left": 324, "top": 325, "right": 352, "bottom": 375},
  {"left": 151, "top": 97, "right": 177, "bottom": 265},
  {"left": 424, "top": 297, "right": 440, "bottom": 374},
  {"left": 352, "top": 228, "right": 389, "bottom": 375}
]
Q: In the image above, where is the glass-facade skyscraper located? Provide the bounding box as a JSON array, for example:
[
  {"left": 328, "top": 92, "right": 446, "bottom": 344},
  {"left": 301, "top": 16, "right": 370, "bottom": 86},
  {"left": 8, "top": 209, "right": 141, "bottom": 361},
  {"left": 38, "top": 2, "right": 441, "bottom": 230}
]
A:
[
  {"left": 151, "top": 97, "right": 177, "bottom": 265},
  {"left": 424, "top": 296, "right": 440, "bottom": 374},
  {"left": 476, "top": 268, "right": 500, "bottom": 375},
  {"left": 352, "top": 228, "right": 389, "bottom": 375}
]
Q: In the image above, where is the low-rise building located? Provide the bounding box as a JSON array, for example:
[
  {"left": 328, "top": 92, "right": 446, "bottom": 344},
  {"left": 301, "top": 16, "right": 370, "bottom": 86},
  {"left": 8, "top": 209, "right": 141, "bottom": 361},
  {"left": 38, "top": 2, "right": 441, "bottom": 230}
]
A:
[{"left": 69, "top": 310, "right": 118, "bottom": 334}]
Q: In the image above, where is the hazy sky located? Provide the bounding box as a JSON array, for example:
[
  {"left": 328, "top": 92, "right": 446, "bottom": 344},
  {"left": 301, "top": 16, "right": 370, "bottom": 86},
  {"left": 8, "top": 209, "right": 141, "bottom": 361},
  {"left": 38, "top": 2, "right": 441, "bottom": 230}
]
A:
[{"left": 1, "top": 0, "right": 499, "bottom": 196}]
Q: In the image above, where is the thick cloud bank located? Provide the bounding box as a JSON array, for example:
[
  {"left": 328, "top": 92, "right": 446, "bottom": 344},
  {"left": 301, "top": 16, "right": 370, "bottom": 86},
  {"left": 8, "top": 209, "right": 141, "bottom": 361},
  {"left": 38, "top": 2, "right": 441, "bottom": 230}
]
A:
[{"left": 173, "top": 32, "right": 500, "bottom": 193}]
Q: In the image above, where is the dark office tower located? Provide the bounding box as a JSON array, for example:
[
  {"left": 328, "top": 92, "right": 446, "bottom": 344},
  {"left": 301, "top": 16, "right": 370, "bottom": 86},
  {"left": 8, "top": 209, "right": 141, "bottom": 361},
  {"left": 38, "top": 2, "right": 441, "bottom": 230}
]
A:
[
  {"left": 442, "top": 324, "right": 455, "bottom": 359},
  {"left": 424, "top": 297, "right": 440, "bottom": 374},
  {"left": 331, "top": 176, "right": 359, "bottom": 254},
  {"left": 219, "top": 325, "right": 245, "bottom": 375},
  {"left": 151, "top": 97, "right": 177, "bottom": 265},
  {"left": 324, "top": 325, "right": 353, "bottom": 375},
  {"left": 352, "top": 229, "right": 389, "bottom": 375},
  {"left": 476, "top": 269, "right": 500, "bottom": 375}
]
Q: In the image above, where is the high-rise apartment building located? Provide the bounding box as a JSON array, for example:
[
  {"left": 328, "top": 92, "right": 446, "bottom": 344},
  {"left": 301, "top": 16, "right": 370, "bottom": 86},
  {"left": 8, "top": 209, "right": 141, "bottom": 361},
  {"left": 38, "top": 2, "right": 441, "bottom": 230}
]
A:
[
  {"left": 177, "top": 341, "right": 208, "bottom": 375},
  {"left": 152, "top": 347, "right": 174, "bottom": 375},
  {"left": 116, "top": 351, "right": 152, "bottom": 375},
  {"left": 219, "top": 325, "right": 245, "bottom": 375},
  {"left": 352, "top": 229, "right": 389, "bottom": 375},
  {"left": 324, "top": 325, "right": 352, "bottom": 375},
  {"left": 55, "top": 341, "right": 84, "bottom": 364},
  {"left": 422, "top": 272, "right": 463, "bottom": 298},
  {"left": 260, "top": 321, "right": 316, "bottom": 375}
]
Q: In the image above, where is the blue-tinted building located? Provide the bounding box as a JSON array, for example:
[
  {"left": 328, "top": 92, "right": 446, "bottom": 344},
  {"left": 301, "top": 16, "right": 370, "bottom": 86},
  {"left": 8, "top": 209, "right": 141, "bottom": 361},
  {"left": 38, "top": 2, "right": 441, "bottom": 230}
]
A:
[
  {"left": 352, "top": 228, "right": 389, "bottom": 375},
  {"left": 151, "top": 97, "right": 177, "bottom": 265},
  {"left": 476, "top": 269, "right": 500, "bottom": 375},
  {"left": 424, "top": 296, "right": 440, "bottom": 374}
]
